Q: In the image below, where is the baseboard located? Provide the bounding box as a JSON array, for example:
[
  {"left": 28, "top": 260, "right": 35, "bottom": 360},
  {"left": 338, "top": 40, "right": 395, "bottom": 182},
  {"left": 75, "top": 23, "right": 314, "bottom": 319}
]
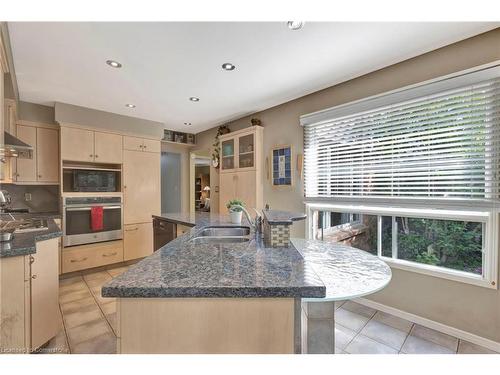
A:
[{"left": 355, "top": 297, "right": 500, "bottom": 353}]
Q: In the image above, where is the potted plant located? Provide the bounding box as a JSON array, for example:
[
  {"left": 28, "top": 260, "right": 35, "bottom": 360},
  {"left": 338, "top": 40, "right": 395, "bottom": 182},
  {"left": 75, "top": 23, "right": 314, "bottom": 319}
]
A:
[{"left": 226, "top": 199, "right": 245, "bottom": 224}]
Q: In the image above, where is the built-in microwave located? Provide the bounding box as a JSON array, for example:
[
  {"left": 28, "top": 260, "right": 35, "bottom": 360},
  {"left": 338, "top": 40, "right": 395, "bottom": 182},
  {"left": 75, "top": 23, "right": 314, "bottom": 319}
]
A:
[{"left": 71, "top": 169, "right": 119, "bottom": 192}]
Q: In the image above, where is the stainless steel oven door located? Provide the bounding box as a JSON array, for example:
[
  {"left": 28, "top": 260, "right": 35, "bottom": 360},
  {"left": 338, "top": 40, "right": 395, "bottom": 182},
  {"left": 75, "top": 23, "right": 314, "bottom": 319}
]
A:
[{"left": 63, "top": 204, "right": 123, "bottom": 247}]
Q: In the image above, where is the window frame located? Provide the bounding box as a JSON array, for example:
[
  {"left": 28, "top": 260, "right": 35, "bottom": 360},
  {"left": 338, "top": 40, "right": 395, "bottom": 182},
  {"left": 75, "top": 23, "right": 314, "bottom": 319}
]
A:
[{"left": 305, "top": 201, "right": 498, "bottom": 289}]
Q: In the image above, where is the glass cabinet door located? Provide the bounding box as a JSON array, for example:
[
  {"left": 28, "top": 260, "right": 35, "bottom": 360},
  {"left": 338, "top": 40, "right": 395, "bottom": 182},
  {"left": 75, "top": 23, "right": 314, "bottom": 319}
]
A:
[
  {"left": 238, "top": 133, "right": 254, "bottom": 168},
  {"left": 221, "top": 139, "right": 235, "bottom": 170}
]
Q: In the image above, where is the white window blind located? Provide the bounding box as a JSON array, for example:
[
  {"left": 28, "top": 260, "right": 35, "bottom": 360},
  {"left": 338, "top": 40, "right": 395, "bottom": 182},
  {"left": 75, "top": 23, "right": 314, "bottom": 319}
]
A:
[{"left": 302, "top": 74, "right": 500, "bottom": 200}]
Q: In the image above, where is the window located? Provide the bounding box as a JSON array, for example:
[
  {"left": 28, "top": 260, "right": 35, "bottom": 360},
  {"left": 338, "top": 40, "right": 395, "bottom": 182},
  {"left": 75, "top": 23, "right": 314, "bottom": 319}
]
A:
[{"left": 301, "top": 67, "right": 500, "bottom": 288}]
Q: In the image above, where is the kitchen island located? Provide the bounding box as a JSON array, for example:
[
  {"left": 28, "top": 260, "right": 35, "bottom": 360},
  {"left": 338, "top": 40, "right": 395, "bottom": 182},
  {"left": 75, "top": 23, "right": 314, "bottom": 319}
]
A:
[{"left": 102, "top": 212, "right": 391, "bottom": 354}]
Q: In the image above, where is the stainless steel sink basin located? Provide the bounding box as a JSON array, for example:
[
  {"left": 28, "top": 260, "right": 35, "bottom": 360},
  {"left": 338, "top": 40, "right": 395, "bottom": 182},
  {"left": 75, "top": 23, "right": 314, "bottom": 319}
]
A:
[
  {"left": 190, "top": 236, "right": 251, "bottom": 244},
  {"left": 198, "top": 226, "right": 251, "bottom": 237}
]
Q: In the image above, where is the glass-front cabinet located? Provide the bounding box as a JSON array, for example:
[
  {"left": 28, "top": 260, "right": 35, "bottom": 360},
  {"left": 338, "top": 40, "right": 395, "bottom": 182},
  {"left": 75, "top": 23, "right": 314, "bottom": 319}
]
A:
[
  {"left": 219, "top": 127, "right": 261, "bottom": 172},
  {"left": 221, "top": 139, "right": 235, "bottom": 170}
]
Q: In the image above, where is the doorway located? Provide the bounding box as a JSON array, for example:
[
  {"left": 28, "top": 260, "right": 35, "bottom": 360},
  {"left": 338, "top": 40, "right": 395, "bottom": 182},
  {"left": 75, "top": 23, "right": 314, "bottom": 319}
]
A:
[
  {"left": 189, "top": 152, "right": 211, "bottom": 213},
  {"left": 161, "top": 152, "right": 181, "bottom": 213}
]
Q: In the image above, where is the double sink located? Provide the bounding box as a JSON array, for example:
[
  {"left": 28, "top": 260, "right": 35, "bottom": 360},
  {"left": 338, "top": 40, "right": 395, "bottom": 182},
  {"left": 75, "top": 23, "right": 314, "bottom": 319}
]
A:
[{"left": 189, "top": 225, "right": 252, "bottom": 244}]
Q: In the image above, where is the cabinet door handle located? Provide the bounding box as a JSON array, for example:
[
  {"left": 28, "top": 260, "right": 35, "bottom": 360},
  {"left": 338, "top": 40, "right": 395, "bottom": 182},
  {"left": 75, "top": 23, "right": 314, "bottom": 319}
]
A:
[
  {"left": 89, "top": 154, "right": 94, "bottom": 158},
  {"left": 31, "top": 274, "right": 37, "bottom": 280},
  {"left": 29, "top": 255, "right": 35, "bottom": 264},
  {"left": 95, "top": 154, "right": 99, "bottom": 158},
  {"left": 125, "top": 227, "right": 139, "bottom": 232},
  {"left": 102, "top": 252, "right": 118, "bottom": 257},
  {"left": 38, "top": 174, "right": 42, "bottom": 178},
  {"left": 70, "top": 257, "right": 88, "bottom": 263}
]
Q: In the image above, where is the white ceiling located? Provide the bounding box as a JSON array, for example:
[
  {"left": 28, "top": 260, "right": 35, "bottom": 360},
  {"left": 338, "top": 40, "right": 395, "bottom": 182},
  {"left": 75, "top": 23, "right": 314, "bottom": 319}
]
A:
[{"left": 8, "top": 22, "right": 499, "bottom": 133}]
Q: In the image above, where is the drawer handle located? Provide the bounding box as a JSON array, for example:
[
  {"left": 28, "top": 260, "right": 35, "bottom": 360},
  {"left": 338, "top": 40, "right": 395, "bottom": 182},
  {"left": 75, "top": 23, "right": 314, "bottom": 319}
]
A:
[
  {"left": 125, "top": 227, "right": 139, "bottom": 232},
  {"left": 70, "top": 257, "right": 88, "bottom": 263},
  {"left": 102, "top": 252, "right": 118, "bottom": 257}
]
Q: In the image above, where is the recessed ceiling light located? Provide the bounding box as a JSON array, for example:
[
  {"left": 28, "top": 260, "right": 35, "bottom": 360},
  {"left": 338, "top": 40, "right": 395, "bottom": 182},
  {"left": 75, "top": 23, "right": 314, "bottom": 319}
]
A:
[
  {"left": 287, "top": 21, "right": 304, "bottom": 30},
  {"left": 184, "top": 122, "right": 192, "bottom": 126},
  {"left": 125, "top": 103, "right": 136, "bottom": 108},
  {"left": 222, "top": 63, "right": 236, "bottom": 71},
  {"left": 189, "top": 97, "right": 200, "bottom": 102},
  {"left": 106, "top": 60, "right": 122, "bottom": 68}
]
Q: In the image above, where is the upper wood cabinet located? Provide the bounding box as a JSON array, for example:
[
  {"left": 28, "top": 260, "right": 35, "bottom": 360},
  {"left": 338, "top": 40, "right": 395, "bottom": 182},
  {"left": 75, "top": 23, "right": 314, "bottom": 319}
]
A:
[
  {"left": 60, "top": 126, "right": 123, "bottom": 164},
  {"left": 60, "top": 127, "right": 94, "bottom": 162},
  {"left": 94, "top": 131, "right": 123, "bottom": 163},
  {"left": 219, "top": 126, "right": 263, "bottom": 173},
  {"left": 123, "top": 149, "right": 161, "bottom": 224},
  {"left": 123, "top": 135, "right": 161, "bottom": 153},
  {"left": 15, "top": 123, "right": 59, "bottom": 184}
]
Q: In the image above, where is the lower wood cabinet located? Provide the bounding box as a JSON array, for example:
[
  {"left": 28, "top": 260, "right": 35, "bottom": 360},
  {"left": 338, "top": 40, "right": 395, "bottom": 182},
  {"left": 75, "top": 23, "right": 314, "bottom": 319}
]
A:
[
  {"left": 176, "top": 224, "right": 191, "bottom": 237},
  {"left": 61, "top": 240, "right": 124, "bottom": 274},
  {"left": 0, "top": 237, "right": 59, "bottom": 352},
  {"left": 124, "top": 222, "right": 153, "bottom": 261}
]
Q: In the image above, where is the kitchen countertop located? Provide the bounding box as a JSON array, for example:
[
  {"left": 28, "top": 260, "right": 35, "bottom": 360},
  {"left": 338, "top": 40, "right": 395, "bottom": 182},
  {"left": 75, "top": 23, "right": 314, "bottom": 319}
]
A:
[
  {"left": 103, "top": 213, "right": 326, "bottom": 298},
  {"left": 0, "top": 213, "right": 62, "bottom": 258}
]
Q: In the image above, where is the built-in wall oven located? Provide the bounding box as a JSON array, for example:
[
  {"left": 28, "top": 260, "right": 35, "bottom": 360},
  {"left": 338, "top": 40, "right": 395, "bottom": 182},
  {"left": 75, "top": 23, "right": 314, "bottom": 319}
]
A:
[{"left": 63, "top": 196, "right": 123, "bottom": 247}]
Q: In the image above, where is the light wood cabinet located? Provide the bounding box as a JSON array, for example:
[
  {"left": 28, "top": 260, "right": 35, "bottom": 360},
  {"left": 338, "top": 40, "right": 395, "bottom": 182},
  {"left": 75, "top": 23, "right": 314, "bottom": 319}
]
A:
[
  {"left": 30, "top": 238, "right": 59, "bottom": 350},
  {"left": 219, "top": 127, "right": 263, "bottom": 213},
  {"left": 94, "top": 131, "right": 123, "bottom": 163},
  {"left": 36, "top": 127, "right": 59, "bottom": 182},
  {"left": 60, "top": 126, "right": 94, "bottom": 162},
  {"left": 61, "top": 126, "right": 123, "bottom": 164},
  {"left": 123, "top": 150, "right": 161, "bottom": 224},
  {"left": 62, "top": 240, "right": 124, "bottom": 274},
  {"left": 15, "top": 123, "right": 59, "bottom": 184},
  {"left": 123, "top": 135, "right": 161, "bottom": 153},
  {"left": 0, "top": 238, "right": 59, "bottom": 352},
  {"left": 176, "top": 224, "right": 191, "bottom": 237},
  {"left": 124, "top": 222, "right": 153, "bottom": 261},
  {"left": 15, "top": 125, "right": 37, "bottom": 182}
]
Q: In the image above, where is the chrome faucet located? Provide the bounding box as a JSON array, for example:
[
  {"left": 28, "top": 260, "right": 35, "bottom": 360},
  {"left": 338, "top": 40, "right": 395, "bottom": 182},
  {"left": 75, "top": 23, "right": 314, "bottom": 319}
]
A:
[{"left": 231, "top": 205, "right": 262, "bottom": 234}]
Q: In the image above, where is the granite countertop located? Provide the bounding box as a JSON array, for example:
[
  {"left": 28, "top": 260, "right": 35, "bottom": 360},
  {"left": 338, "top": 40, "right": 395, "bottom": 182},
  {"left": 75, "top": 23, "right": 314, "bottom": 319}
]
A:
[
  {"left": 0, "top": 214, "right": 63, "bottom": 258},
  {"left": 103, "top": 213, "right": 326, "bottom": 299},
  {"left": 292, "top": 238, "right": 392, "bottom": 301},
  {"left": 262, "top": 210, "right": 307, "bottom": 225}
]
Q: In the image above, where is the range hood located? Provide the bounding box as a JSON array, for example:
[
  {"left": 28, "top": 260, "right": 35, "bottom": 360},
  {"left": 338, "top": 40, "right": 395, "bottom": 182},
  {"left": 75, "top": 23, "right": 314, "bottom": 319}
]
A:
[{"left": 0, "top": 131, "right": 33, "bottom": 159}]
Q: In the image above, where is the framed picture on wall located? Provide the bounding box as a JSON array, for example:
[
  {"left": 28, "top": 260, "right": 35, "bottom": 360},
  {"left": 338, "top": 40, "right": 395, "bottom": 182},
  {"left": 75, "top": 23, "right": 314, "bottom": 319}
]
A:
[{"left": 271, "top": 145, "right": 293, "bottom": 187}]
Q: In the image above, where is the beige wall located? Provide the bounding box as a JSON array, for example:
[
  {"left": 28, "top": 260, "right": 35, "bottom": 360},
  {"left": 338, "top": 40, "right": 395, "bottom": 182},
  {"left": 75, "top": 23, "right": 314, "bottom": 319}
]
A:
[
  {"left": 196, "top": 28, "right": 500, "bottom": 342},
  {"left": 55, "top": 102, "right": 164, "bottom": 139},
  {"left": 18, "top": 101, "right": 55, "bottom": 124}
]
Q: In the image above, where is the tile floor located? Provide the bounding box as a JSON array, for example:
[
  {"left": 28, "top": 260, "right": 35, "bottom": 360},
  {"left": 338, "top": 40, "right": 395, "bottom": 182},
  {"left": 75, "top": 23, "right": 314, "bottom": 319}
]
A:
[{"left": 39, "top": 266, "right": 497, "bottom": 354}]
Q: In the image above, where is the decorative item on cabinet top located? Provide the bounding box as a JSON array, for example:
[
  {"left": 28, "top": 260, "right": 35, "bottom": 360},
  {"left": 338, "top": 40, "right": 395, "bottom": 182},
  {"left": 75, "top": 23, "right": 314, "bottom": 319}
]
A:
[
  {"left": 162, "top": 129, "right": 196, "bottom": 146},
  {"left": 211, "top": 125, "right": 230, "bottom": 169}
]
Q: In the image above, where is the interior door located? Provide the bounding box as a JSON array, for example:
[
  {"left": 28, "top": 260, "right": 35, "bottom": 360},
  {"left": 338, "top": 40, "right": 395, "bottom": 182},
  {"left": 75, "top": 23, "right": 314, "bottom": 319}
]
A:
[
  {"left": 123, "top": 150, "right": 161, "bottom": 224},
  {"left": 161, "top": 152, "right": 181, "bottom": 213},
  {"left": 36, "top": 127, "right": 59, "bottom": 182},
  {"left": 15, "top": 125, "right": 37, "bottom": 182}
]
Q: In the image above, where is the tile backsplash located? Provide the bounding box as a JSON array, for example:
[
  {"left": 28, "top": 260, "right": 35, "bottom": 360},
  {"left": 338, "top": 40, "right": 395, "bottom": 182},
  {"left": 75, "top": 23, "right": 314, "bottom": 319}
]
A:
[{"left": 1, "top": 184, "right": 59, "bottom": 213}]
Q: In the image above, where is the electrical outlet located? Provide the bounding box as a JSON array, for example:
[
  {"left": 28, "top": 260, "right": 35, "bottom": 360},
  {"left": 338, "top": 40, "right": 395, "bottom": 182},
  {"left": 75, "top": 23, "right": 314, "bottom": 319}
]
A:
[{"left": 24, "top": 193, "right": 32, "bottom": 202}]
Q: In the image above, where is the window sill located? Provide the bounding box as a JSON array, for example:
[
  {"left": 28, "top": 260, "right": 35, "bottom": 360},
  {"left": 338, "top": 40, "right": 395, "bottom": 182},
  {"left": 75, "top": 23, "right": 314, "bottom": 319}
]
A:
[{"left": 380, "top": 256, "right": 497, "bottom": 290}]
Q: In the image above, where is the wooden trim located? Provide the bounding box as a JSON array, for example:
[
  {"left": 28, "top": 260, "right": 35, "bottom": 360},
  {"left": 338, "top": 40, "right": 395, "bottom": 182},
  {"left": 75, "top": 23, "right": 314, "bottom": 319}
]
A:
[
  {"left": 118, "top": 297, "right": 295, "bottom": 354},
  {"left": 58, "top": 122, "right": 162, "bottom": 141},
  {"left": 219, "top": 126, "right": 259, "bottom": 140},
  {"left": 0, "top": 33, "right": 9, "bottom": 73},
  {"left": 16, "top": 119, "right": 58, "bottom": 130}
]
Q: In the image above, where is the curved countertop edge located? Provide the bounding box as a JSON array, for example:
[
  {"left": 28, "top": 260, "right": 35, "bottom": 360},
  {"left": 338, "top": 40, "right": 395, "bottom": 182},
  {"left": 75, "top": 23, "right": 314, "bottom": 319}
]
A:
[
  {"left": 0, "top": 218, "right": 62, "bottom": 258},
  {"left": 291, "top": 238, "right": 392, "bottom": 302}
]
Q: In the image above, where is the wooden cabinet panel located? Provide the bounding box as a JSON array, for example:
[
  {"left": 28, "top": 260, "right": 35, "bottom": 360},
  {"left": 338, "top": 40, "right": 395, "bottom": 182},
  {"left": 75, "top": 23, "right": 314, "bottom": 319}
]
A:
[
  {"left": 176, "top": 224, "right": 191, "bottom": 237},
  {"left": 30, "top": 238, "right": 59, "bottom": 350},
  {"left": 219, "top": 172, "right": 237, "bottom": 213},
  {"left": 141, "top": 138, "right": 161, "bottom": 153},
  {"left": 62, "top": 240, "right": 124, "bottom": 274},
  {"left": 94, "top": 131, "right": 123, "bottom": 163},
  {"left": 60, "top": 127, "right": 94, "bottom": 162},
  {"left": 36, "top": 127, "right": 59, "bottom": 183},
  {"left": 124, "top": 223, "right": 153, "bottom": 261},
  {"left": 123, "top": 136, "right": 144, "bottom": 152},
  {"left": 236, "top": 170, "right": 257, "bottom": 210},
  {"left": 15, "top": 125, "right": 37, "bottom": 182},
  {"left": 123, "top": 150, "right": 161, "bottom": 224}
]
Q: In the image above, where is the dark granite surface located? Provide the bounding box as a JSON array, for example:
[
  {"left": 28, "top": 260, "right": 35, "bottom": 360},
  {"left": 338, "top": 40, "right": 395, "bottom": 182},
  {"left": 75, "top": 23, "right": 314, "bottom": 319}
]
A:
[
  {"left": 0, "top": 213, "right": 62, "bottom": 258},
  {"left": 102, "top": 213, "right": 326, "bottom": 298},
  {"left": 262, "top": 210, "right": 307, "bottom": 225}
]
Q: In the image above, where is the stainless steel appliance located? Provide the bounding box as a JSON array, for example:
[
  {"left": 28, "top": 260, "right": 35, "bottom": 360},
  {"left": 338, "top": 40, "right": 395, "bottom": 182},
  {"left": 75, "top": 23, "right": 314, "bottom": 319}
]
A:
[
  {"left": 0, "top": 189, "right": 11, "bottom": 212},
  {"left": 153, "top": 218, "right": 176, "bottom": 251},
  {"left": 63, "top": 196, "right": 122, "bottom": 247},
  {"left": 71, "top": 169, "right": 119, "bottom": 192},
  {"left": 1, "top": 131, "right": 33, "bottom": 159}
]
